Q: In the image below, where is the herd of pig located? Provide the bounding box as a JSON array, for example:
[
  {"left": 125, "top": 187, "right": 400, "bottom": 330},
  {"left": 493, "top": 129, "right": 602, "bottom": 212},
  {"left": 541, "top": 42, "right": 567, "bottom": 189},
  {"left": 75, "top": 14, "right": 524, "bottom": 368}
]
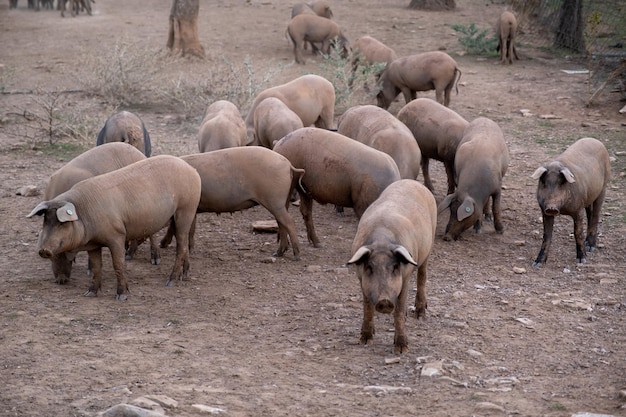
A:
[{"left": 27, "top": 2, "right": 611, "bottom": 353}]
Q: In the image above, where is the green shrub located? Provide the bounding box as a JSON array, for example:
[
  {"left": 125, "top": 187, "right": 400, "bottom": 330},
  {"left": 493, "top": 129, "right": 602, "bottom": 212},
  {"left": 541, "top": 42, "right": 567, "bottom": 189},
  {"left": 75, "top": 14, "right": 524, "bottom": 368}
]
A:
[{"left": 451, "top": 23, "right": 499, "bottom": 55}]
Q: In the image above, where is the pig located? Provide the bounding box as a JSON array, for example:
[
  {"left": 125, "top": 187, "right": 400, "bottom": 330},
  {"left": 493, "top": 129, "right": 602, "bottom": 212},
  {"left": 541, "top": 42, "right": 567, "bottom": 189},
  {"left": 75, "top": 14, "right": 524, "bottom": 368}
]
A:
[
  {"left": 96, "top": 110, "right": 152, "bottom": 156},
  {"left": 286, "top": 14, "right": 350, "bottom": 65},
  {"left": 396, "top": 98, "right": 470, "bottom": 195},
  {"left": 496, "top": 11, "right": 520, "bottom": 65},
  {"left": 42, "top": 142, "right": 148, "bottom": 284},
  {"left": 437, "top": 117, "right": 509, "bottom": 241},
  {"left": 244, "top": 74, "right": 335, "bottom": 144},
  {"left": 337, "top": 104, "right": 421, "bottom": 180},
  {"left": 273, "top": 127, "right": 401, "bottom": 247},
  {"left": 291, "top": 1, "right": 333, "bottom": 19},
  {"left": 197, "top": 100, "right": 247, "bottom": 152},
  {"left": 252, "top": 97, "right": 304, "bottom": 148},
  {"left": 28, "top": 155, "right": 202, "bottom": 301},
  {"left": 350, "top": 35, "right": 397, "bottom": 88},
  {"left": 376, "top": 51, "right": 461, "bottom": 109},
  {"left": 159, "top": 147, "right": 305, "bottom": 259},
  {"left": 531, "top": 137, "right": 610, "bottom": 266},
  {"left": 347, "top": 179, "right": 437, "bottom": 354}
]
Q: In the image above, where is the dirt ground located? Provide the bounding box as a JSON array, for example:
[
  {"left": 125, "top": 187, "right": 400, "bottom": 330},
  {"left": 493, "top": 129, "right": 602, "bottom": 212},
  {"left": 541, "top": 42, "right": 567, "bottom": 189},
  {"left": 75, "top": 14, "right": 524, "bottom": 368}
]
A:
[{"left": 1, "top": 1, "right": 625, "bottom": 416}]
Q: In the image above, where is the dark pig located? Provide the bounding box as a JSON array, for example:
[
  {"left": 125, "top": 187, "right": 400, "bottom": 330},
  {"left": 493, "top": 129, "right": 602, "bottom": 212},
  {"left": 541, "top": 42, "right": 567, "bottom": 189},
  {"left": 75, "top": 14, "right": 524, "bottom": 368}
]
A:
[{"left": 531, "top": 137, "right": 610, "bottom": 266}]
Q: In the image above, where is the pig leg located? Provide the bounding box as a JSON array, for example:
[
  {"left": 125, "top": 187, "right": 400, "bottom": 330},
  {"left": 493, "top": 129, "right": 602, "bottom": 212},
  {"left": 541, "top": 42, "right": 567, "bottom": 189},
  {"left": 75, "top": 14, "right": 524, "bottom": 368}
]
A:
[
  {"left": 51, "top": 253, "right": 73, "bottom": 284},
  {"left": 393, "top": 280, "right": 409, "bottom": 354},
  {"left": 108, "top": 240, "right": 130, "bottom": 301},
  {"left": 585, "top": 192, "right": 605, "bottom": 251},
  {"left": 532, "top": 213, "right": 554, "bottom": 267},
  {"left": 360, "top": 297, "right": 376, "bottom": 345},
  {"left": 159, "top": 219, "right": 175, "bottom": 249},
  {"left": 443, "top": 161, "right": 456, "bottom": 195},
  {"left": 166, "top": 213, "right": 193, "bottom": 286},
  {"left": 149, "top": 234, "right": 161, "bottom": 265},
  {"left": 492, "top": 192, "right": 504, "bottom": 234},
  {"left": 85, "top": 247, "right": 104, "bottom": 297},
  {"left": 298, "top": 192, "right": 321, "bottom": 247},
  {"left": 572, "top": 209, "right": 587, "bottom": 264},
  {"left": 273, "top": 209, "right": 300, "bottom": 260},
  {"left": 421, "top": 158, "right": 435, "bottom": 193},
  {"left": 414, "top": 260, "right": 428, "bottom": 319},
  {"left": 400, "top": 87, "right": 413, "bottom": 105}
]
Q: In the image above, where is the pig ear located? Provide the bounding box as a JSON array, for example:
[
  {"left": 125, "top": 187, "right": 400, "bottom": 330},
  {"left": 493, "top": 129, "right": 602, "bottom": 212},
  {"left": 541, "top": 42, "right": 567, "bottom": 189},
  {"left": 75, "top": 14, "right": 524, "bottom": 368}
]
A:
[
  {"left": 56, "top": 202, "right": 78, "bottom": 222},
  {"left": 456, "top": 197, "right": 475, "bottom": 221},
  {"left": 27, "top": 201, "right": 49, "bottom": 218},
  {"left": 347, "top": 246, "right": 371, "bottom": 265},
  {"left": 531, "top": 166, "right": 547, "bottom": 180},
  {"left": 560, "top": 167, "right": 575, "bottom": 183},
  {"left": 393, "top": 246, "right": 418, "bottom": 266},
  {"left": 437, "top": 194, "right": 455, "bottom": 214}
]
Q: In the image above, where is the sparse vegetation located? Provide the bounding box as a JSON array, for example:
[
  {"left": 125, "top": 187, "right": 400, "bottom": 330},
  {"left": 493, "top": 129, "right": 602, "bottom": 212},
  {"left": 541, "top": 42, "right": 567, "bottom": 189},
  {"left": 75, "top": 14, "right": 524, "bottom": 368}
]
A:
[
  {"left": 451, "top": 23, "right": 499, "bottom": 56},
  {"left": 316, "top": 41, "right": 385, "bottom": 114}
]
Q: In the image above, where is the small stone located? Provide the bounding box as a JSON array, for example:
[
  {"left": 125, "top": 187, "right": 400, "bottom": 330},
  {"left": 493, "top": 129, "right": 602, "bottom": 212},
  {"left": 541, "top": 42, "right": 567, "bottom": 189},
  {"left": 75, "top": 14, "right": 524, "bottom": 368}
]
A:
[
  {"left": 467, "top": 349, "right": 483, "bottom": 357},
  {"left": 363, "top": 385, "right": 412, "bottom": 394},
  {"left": 571, "top": 413, "right": 617, "bottom": 417},
  {"left": 421, "top": 360, "right": 445, "bottom": 377},
  {"left": 144, "top": 395, "right": 178, "bottom": 409},
  {"left": 191, "top": 404, "right": 227, "bottom": 414},
  {"left": 252, "top": 220, "right": 278, "bottom": 233},
  {"left": 474, "top": 401, "right": 505, "bottom": 414},
  {"left": 513, "top": 267, "right": 526, "bottom": 274},
  {"left": 130, "top": 398, "right": 165, "bottom": 414},
  {"left": 520, "top": 109, "right": 532, "bottom": 117},
  {"left": 99, "top": 404, "right": 166, "bottom": 417},
  {"left": 515, "top": 317, "right": 534, "bottom": 328},
  {"left": 385, "top": 356, "right": 401, "bottom": 364},
  {"left": 260, "top": 257, "right": 276, "bottom": 264},
  {"left": 305, "top": 265, "right": 322, "bottom": 273},
  {"left": 16, "top": 185, "right": 39, "bottom": 197},
  {"left": 514, "top": 240, "right": 526, "bottom": 246}
]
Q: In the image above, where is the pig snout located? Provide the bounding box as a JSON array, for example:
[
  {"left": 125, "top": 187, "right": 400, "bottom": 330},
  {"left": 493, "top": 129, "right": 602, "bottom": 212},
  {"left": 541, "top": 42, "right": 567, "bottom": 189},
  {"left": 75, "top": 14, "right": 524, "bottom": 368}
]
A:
[
  {"left": 375, "top": 298, "right": 395, "bottom": 314},
  {"left": 39, "top": 248, "right": 53, "bottom": 259},
  {"left": 544, "top": 205, "right": 560, "bottom": 216}
]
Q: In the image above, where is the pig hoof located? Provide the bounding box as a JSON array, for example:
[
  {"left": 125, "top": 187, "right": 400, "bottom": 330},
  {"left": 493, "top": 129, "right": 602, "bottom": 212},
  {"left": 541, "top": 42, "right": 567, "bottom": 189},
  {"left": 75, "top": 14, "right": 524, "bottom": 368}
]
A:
[
  {"left": 165, "top": 280, "right": 174, "bottom": 287},
  {"left": 84, "top": 290, "right": 97, "bottom": 297},
  {"left": 116, "top": 294, "right": 128, "bottom": 301},
  {"left": 576, "top": 258, "right": 586, "bottom": 265},
  {"left": 531, "top": 261, "right": 543, "bottom": 268},
  {"left": 151, "top": 258, "right": 161, "bottom": 266}
]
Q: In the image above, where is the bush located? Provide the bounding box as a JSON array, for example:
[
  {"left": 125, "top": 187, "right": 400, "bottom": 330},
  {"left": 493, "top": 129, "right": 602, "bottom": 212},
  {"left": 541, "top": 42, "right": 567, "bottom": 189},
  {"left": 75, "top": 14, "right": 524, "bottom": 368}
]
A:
[{"left": 451, "top": 23, "right": 499, "bottom": 55}]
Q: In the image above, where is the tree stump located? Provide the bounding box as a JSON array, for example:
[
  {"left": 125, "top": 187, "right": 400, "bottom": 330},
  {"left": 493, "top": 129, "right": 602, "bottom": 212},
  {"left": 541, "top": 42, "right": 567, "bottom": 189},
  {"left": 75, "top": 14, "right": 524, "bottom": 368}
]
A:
[{"left": 167, "top": 0, "right": 205, "bottom": 58}]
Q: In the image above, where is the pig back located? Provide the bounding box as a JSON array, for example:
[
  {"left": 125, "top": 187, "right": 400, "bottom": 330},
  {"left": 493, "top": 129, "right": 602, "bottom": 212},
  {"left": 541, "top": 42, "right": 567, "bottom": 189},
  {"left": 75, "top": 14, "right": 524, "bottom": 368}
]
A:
[
  {"left": 397, "top": 98, "right": 468, "bottom": 161},
  {"left": 273, "top": 127, "right": 401, "bottom": 207},
  {"left": 64, "top": 155, "right": 201, "bottom": 241},
  {"left": 455, "top": 117, "right": 509, "bottom": 188},
  {"left": 181, "top": 147, "right": 296, "bottom": 213},
  {"left": 45, "top": 142, "right": 147, "bottom": 200},
  {"left": 338, "top": 105, "right": 421, "bottom": 180}
]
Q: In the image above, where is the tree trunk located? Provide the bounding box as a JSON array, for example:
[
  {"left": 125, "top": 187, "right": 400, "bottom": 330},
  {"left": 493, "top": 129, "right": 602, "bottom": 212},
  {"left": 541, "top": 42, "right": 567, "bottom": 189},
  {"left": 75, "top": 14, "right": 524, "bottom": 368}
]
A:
[
  {"left": 554, "top": 0, "right": 585, "bottom": 52},
  {"left": 167, "top": 0, "right": 205, "bottom": 59},
  {"left": 408, "top": 0, "right": 455, "bottom": 11}
]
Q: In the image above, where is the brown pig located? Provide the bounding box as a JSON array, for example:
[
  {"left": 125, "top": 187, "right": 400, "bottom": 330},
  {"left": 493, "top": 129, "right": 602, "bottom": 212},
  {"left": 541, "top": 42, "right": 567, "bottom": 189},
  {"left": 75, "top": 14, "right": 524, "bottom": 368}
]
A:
[
  {"left": 28, "top": 155, "right": 201, "bottom": 301},
  {"left": 252, "top": 97, "right": 304, "bottom": 148},
  {"left": 396, "top": 98, "right": 469, "bottom": 195},
  {"left": 96, "top": 110, "right": 152, "bottom": 156},
  {"left": 42, "top": 142, "right": 148, "bottom": 284},
  {"left": 496, "top": 11, "right": 519, "bottom": 65},
  {"left": 348, "top": 179, "right": 437, "bottom": 354},
  {"left": 377, "top": 51, "right": 461, "bottom": 109},
  {"left": 531, "top": 137, "right": 610, "bottom": 266},
  {"left": 197, "top": 100, "right": 247, "bottom": 152},
  {"left": 286, "top": 14, "right": 350, "bottom": 64},
  {"left": 159, "top": 147, "right": 305, "bottom": 259},
  {"left": 273, "top": 127, "right": 401, "bottom": 247},
  {"left": 337, "top": 104, "right": 421, "bottom": 180},
  {"left": 244, "top": 74, "right": 335, "bottom": 144},
  {"left": 438, "top": 117, "right": 509, "bottom": 241}
]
